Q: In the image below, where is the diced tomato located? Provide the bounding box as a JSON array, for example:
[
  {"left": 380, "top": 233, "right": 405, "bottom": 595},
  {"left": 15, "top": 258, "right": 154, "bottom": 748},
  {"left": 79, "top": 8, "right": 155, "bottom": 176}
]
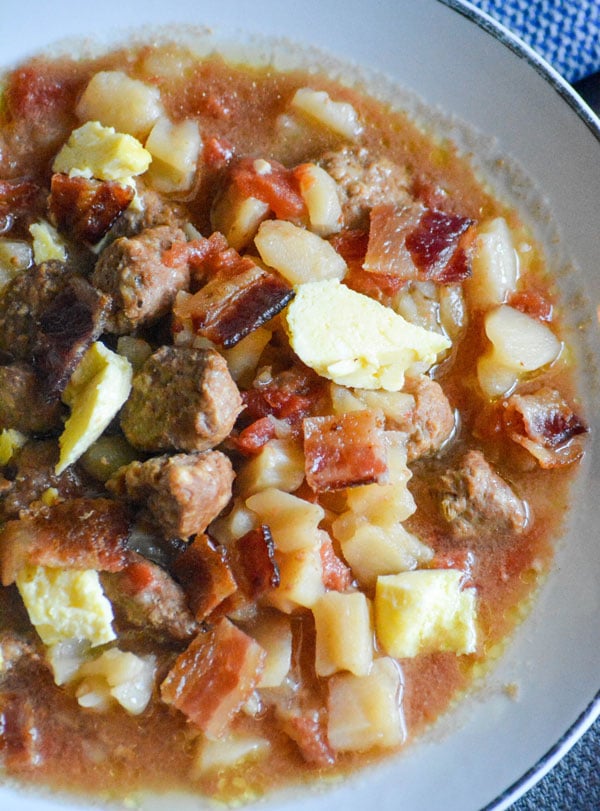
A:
[
  {"left": 233, "top": 417, "right": 277, "bottom": 455},
  {"left": 230, "top": 157, "right": 307, "bottom": 220},
  {"left": 203, "top": 135, "right": 235, "bottom": 170},
  {"left": 5, "top": 65, "right": 76, "bottom": 124},
  {"left": 508, "top": 289, "right": 553, "bottom": 322}
]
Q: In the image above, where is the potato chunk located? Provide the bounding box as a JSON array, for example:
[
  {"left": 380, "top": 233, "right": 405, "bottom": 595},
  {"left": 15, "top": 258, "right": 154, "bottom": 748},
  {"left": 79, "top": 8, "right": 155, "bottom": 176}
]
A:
[
  {"left": 76, "top": 71, "right": 164, "bottom": 139},
  {"left": 255, "top": 220, "right": 347, "bottom": 285},
  {"left": 145, "top": 117, "right": 202, "bottom": 193},
  {"left": 327, "top": 658, "right": 404, "bottom": 752},
  {"left": 375, "top": 570, "right": 477, "bottom": 658},
  {"left": 291, "top": 88, "right": 362, "bottom": 139},
  {"left": 295, "top": 162, "right": 342, "bottom": 236},
  {"left": 313, "top": 591, "right": 373, "bottom": 677},
  {"left": 467, "top": 217, "right": 519, "bottom": 310}
]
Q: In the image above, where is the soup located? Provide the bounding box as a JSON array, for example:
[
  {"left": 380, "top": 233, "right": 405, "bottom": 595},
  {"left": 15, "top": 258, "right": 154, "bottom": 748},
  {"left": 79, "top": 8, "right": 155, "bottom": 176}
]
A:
[{"left": 0, "top": 39, "right": 586, "bottom": 803}]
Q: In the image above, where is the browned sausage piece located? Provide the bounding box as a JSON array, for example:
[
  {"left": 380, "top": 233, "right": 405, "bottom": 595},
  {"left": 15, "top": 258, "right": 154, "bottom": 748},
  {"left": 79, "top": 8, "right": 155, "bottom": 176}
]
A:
[
  {"left": 0, "top": 364, "right": 64, "bottom": 433},
  {"left": 107, "top": 451, "right": 235, "bottom": 539},
  {"left": 437, "top": 449, "right": 528, "bottom": 541},
  {"left": 120, "top": 346, "right": 242, "bottom": 453},
  {"left": 92, "top": 225, "right": 189, "bottom": 334}
]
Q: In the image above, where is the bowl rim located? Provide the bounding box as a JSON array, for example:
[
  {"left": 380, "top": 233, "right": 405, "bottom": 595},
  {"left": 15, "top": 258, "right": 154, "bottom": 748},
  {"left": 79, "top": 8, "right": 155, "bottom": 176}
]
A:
[{"left": 437, "top": 6, "right": 600, "bottom": 807}]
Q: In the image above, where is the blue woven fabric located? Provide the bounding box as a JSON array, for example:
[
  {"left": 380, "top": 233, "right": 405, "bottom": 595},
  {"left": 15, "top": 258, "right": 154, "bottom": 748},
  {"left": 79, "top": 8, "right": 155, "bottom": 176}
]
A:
[{"left": 470, "top": 0, "right": 600, "bottom": 83}]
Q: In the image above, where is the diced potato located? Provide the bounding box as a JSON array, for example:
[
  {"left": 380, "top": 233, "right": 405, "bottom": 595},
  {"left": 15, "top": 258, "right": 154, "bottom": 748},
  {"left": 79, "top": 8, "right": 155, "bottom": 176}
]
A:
[
  {"left": 339, "top": 524, "right": 433, "bottom": 587},
  {"left": 46, "top": 638, "right": 91, "bottom": 685},
  {"left": 484, "top": 305, "right": 561, "bottom": 372},
  {"left": 344, "top": 444, "right": 416, "bottom": 528},
  {"left": 116, "top": 335, "right": 153, "bottom": 372},
  {"left": 246, "top": 488, "right": 324, "bottom": 552},
  {"left": 0, "top": 238, "right": 32, "bottom": 291},
  {"left": 57, "top": 341, "right": 133, "bottom": 474},
  {"left": 211, "top": 185, "right": 270, "bottom": 250},
  {"left": 0, "top": 428, "right": 27, "bottom": 466},
  {"left": 265, "top": 546, "right": 325, "bottom": 613},
  {"left": 295, "top": 163, "right": 342, "bottom": 236},
  {"left": 247, "top": 612, "right": 292, "bottom": 688},
  {"left": 327, "top": 658, "right": 405, "bottom": 752},
  {"left": 291, "top": 87, "right": 362, "bottom": 139},
  {"left": 313, "top": 591, "right": 373, "bottom": 677},
  {"left": 76, "top": 648, "right": 156, "bottom": 715},
  {"left": 16, "top": 564, "right": 115, "bottom": 648},
  {"left": 53, "top": 121, "right": 151, "bottom": 184},
  {"left": 29, "top": 221, "right": 67, "bottom": 264},
  {"left": 76, "top": 71, "right": 163, "bottom": 139},
  {"left": 192, "top": 732, "right": 270, "bottom": 778},
  {"left": 375, "top": 570, "right": 477, "bottom": 658},
  {"left": 467, "top": 218, "right": 519, "bottom": 310},
  {"left": 236, "top": 439, "right": 305, "bottom": 497},
  {"left": 221, "top": 327, "right": 272, "bottom": 387},
  {"left": 285, "top": 280, "right": 450, "bottom": 391},
  {"left": 254, "top": 220, "right": 347, "bottom": 285},
  {"left": 329, "top": 383, "right": 366, "bottom": 414},
  {"left": 476, "top": 352, "right": 519, "bottom": 399},
  {"left": 78, "top": 435, "right": 139, "bottom": 483},
  {"left": 209, "top": 498, "right": 258, "bottom": 545},
  {"left": 145, "top": 117, "right": 202, "bottom": 193}
]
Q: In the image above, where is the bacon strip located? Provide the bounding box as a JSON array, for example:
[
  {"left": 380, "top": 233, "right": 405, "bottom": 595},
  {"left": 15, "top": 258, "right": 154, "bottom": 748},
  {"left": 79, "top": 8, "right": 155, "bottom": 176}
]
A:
[
  {"left": 277, "top": 707, "right": 335, "bottom": 767},
  {"left": 0, "top": 498, "right": 130, "bottom": 586},
  {"left": 303, "top": 410, "right": 388, "bottom": 492},
  {"left": 0, "top": 178, "right": 45, "bottom": 233},
  {"left": 320, "top": 535, "right": 353, "bottom": 592},
  {"left": 49, "top": 173, "right": 134, "bottom": 245},
  {"left": 171, "top": 534, "right": 237, "bottom": 622},
  {"left": 160, "top": 617, "right": 266, "bottom": 739},
  {"left": 364, "top": 203, "right": 474, "bottom": 284},
  {"left": 503, "top": 387, "right": 587, "bottom": 468},
  {"left": 174, "top": 259, "right": 293, "bottom": 348}
]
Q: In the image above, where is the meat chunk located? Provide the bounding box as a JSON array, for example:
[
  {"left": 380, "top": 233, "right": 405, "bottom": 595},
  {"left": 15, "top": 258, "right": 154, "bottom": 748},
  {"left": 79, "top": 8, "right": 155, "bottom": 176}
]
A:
[
  {"left": 107, "top": 451, "right": 235, "bottom": 540},
  {"left": 120, "top": 347, "right": 242, "bottom": 453},
  {"left": 0, "top": 364, "right": 63, "bottom": 433},
  {"left": 303, "top": 410, "right": 388, "bottom": 492},
  {"left": 160, "top": 617, "right": 266, "bottom": 739},
  {"left": 171, "top": 534, "right": 237, "bottom": 622},
  {"left": 92, "top": 225, "right": 190, "bottom": 334},
  {"left": 503, "top": 387, "right": 587, "bottom": 468},
  {"left": 393, "top": 375, "right": 456, "bottom": 462},
  {"left": 110, "top": 182, "right": 190, "bottom": 238},
  {"left": 437, "top": 450, "right": 528, "bottom": 540},
  {"left": 101, "top": 554, "right": 198, "bottom": 641},
  {"left": 320, "top": 146, "right": 411, "bottom": 230},
  {"left": 0, "top": 497, "right": 131, "bottom": 586},
  {"left": 1, "top": 440, "right": 87, "bottom": 521}
]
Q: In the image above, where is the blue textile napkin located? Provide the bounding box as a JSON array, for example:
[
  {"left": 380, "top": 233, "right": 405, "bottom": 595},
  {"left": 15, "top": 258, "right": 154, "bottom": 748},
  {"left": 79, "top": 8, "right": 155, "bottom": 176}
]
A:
[{"left": 469, "top": 0, "right": 600, "bottom": 83}]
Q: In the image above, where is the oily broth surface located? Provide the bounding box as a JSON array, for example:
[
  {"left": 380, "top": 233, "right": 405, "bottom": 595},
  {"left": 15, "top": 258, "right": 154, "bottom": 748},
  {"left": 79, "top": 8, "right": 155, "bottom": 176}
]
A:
[{"left": 0, "top": 40, "right": 582, "bottom": 804}]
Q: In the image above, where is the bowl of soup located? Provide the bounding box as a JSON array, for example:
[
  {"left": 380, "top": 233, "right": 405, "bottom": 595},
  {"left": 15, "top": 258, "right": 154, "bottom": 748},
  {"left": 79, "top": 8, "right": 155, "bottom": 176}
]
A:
[{"left": 0, "top": 2, "right": 599, "bottom": 811}]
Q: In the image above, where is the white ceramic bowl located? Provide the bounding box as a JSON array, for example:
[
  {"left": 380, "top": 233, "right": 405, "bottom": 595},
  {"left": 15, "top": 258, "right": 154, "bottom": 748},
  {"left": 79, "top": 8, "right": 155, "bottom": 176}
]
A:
[{"left": 1, "top": 2, "right": 599, "bottom": 810}]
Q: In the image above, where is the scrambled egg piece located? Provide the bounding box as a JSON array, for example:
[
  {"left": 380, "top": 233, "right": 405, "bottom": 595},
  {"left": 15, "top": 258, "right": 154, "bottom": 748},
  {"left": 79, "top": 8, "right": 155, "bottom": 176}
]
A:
[
  {"left": 16, "top": 564, "right": 116, "bottom": 648},
  {"left": 375, "top": 570, "right": 477, "bottom": 658},
  {"left": 285, "top": 279, "right": 450, "bottom": 390},
  {"left": 57, "top": 341, "right": 133, "bottom": 474},
  {"left": 52, "top": 120, "right": 151, "bottom": 184},
  {"left": 29, "top": 221, "right": 67, "bottom": 264}
]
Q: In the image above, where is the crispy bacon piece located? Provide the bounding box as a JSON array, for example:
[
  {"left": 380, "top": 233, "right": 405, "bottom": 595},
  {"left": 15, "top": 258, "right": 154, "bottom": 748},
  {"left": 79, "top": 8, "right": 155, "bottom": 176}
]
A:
[
  {"left": 49, "top": 173, "right": 134, "bottom": 245},
  {"left": 303, "top": 410, "right": 388, "bottom": 492},
  {"left": 0, "top": 178, "right": 45, "bottom": 233},
  {"left": 160, "top": 617, "right": 266, "bottom": 739},
  {"left": 171, "top": 534, "right": 237, "bottom": 622},
  {"left": 0, "top": 498, "right": 131, "bottom": 586},
  {"left": 174, "top": 259, "right": 294, "bottom": 348},
  {"left": 231, "top": 525, "right": 280, "bottom": 599},
  {"left": 0, "top": 693, "right": 41, "bottom": 771},
  {"left": 330, "top": 228, "right": 407, "bottom": 299},
  {"left": 32, "top": 276, "right": 109, "bottom": 396},
  {"left": 364, "top": 203, "right": 475, "bottom": 284},
  {"left": 102, "top": 554, "right": 198, "bottom": 641},
  {"left": 319, "top": 535, "right": 353, "bottom": 591},
  {"left": 229, "top": 157, "right": 306, "bottom": 220},
  {"left": 503, "top": 387, "right": 587, "bottom": 468},
  {"left": 277, "top": 707, "right": 335, "bottom": 767}
]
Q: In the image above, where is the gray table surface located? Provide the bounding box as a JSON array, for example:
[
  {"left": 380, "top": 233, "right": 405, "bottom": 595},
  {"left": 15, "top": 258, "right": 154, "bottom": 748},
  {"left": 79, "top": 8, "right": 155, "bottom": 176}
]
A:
[{"left": 507, "top": 71, "right": 600, "bottom": 811}]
